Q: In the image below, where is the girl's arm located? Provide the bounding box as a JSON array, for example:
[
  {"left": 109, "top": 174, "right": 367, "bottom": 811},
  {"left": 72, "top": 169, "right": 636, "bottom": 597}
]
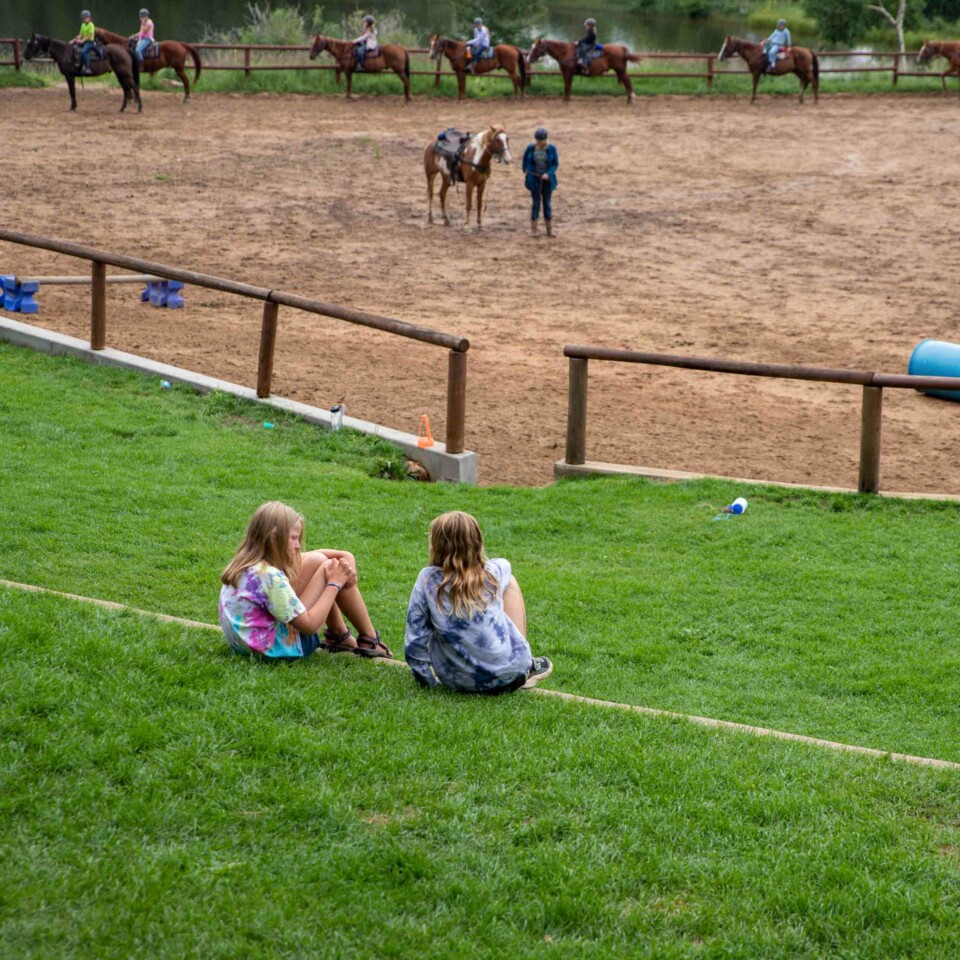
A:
[
  {"left": 404, "top": 574, "right": 439, "bottom": 687},
  {"left": 290, "top": 556, "right": 352, "bottom": 634},
  {"left": 314, "top": 549, "right": 357, "bottom": 588}
]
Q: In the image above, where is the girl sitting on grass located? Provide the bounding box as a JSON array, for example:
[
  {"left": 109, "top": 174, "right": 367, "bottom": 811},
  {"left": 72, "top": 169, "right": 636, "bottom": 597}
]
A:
[
  {"left": 404, "top": 511, "right": 552, "bottom": 694},
  {"left": 219, "top": 501, "right": 391, "bottom": 661}
]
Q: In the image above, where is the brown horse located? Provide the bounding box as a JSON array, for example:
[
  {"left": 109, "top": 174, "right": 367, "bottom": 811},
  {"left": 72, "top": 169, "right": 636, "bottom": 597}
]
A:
[
  {"left": 917, "top": 41, "right": 960, "bottom": 93},
  {"left": 22, "top": 33, "right": 141, "bottom": 112},
  {"left": 527, "top": 38, "right": 640, "bottom": 104},
  {"left": 718, "top": 36, "right": 819, "bottom": 104},
  {"left": 96, "top": 28, "right": 201, "bottom": 102},
  {"left": 424, "top": 125, "right": 512, "bottom": 228},
  {"left": 428, "top": 35, "right": 526, "bottom": 100},
  {"left": 309, "top": 35, "right": 410, "bottom": 101}
]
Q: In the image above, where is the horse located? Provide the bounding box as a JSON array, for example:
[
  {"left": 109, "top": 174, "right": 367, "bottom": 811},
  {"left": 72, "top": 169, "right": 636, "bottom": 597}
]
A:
[
  {"left": 917, "top": 40, "right": 960, "bottom": 93},
  {"left": 22, "top": 33, "right": 141, "bottom": 113},
  {"left": 527, "top": 38, "right": 640, "bottom": 104},
  {"left": 423, "top": 125, "right": 512, "bottom": 228},
  {"left": 308, "top": 34, "right": 410, "bottom": 102},
  {"left": 428, "top": 35, "right": 526, "bottom": 100},
  {"left": 717, "top": 36, "right": 819, "bottom": 104},
  {"left": 96, "top": 27, "right": 202, "bottom": 102}
]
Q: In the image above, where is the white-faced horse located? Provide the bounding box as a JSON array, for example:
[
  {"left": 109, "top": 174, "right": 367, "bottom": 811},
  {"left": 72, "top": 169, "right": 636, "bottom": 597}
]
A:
[{"left": 423, "top": 125, "right": 512, "bottom": 228}]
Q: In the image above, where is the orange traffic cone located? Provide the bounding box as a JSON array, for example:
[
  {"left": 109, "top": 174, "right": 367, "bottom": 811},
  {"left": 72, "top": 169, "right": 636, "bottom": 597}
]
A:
[{"left": 418, "top": 415, "right": 435, "bottom": 448}]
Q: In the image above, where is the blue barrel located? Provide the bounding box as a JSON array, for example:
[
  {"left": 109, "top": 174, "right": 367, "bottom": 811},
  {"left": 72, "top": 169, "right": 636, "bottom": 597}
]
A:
[{"left": 908, "top": 339, "right": 960, "bottom": 402}]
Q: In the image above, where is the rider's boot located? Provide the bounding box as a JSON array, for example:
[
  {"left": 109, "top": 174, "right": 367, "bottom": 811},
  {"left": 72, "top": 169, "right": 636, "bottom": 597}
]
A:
[
  {"left": 530, "top": 220, "right": 538, "bottom": 236},
  {"left": 545, "top": 219, "right": 553, "bottom": 237}
]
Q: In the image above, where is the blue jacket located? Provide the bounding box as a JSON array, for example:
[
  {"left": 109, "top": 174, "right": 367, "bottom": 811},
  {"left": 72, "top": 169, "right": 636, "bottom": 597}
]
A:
[{"left": 522, "top": 143, "right": 559, "bottom": 192}]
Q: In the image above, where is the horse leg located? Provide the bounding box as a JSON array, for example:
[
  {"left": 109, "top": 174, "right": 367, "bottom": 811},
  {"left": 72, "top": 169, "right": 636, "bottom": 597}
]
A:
[
  {"left": 439, "top": 179, "right": 451, "bottom": 226},
  {"left": 476, "top": 181, "right": 485, "bottom": 229},
  {"left": 393, "top": 64, "right": 410, "bottom": 102},
  {"left": 563, "top": 68, "right": 572, "bottom": 102},
  {"left": 619, "top": 68, "right": 635, "bottom": 104},
  {"left": 426, "top": 170, "right": 435, "bottom": 225},
  {"left": 458, "top": 68, "right": 466, "bottom": 101},
  {"left": 67, "top": 73, "right": 77, "bottom": 112},
  {"left": 345, "top": 68, "right": 353, "bottom": 100},
  {"left": 463, "top": 182, "right": 474, "bottom": 229},
  {"left": 751, "top": 70, "right": 759, "bottom": 103},
  {"left": 174, "top": 62, "right": 191, "bottom": 102}
]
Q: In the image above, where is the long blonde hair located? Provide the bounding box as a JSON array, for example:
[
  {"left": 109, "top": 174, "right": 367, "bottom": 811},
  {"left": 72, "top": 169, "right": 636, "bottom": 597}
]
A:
[
  {"left": 429, "top": 511, "right": 498, "bottom": 618},
  {"left": 221, "top": 501, "right": 304, "bottom": 587}
]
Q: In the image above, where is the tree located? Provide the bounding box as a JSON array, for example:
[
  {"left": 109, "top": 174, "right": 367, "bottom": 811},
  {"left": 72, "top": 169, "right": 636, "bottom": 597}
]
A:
[
  {"left": 448, "top": 0, "right": 546, "bottom": 46},
  {"left": 802, "top": 0, "right": 871, "bottom": 46},
  {"left": 866, "top": 0, "right": 908, "bottom": 52}
]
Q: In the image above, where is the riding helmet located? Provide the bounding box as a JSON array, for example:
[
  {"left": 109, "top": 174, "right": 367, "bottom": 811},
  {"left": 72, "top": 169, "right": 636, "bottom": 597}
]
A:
[
  {"left": 139, "top": 9, "right": 150, "bottom": 18},
  {"left": 535, "top": 127, "right": 548, "bottom": 141},
  {"left": 777, "top": 18, "right": 786, "bottom": 26},
  {"left": 584, "top": 18, "right": 597, "bottom": 27},
  {"left": 474, "top": 17, "right": 483, "bottom": 24},
  {"left": 363, "top": 14, "right": 374, "bottom": 24},
  {"left": 81, "top": 10, "right": 91, "bottom": 18}
]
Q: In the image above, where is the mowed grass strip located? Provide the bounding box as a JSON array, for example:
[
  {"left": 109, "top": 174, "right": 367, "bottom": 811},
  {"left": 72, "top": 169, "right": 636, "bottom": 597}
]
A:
[
  {"left": 2, "top": 342, "right": 960, "bottom": 763},
  {"left": 1, "top": 588, "right": 959, "bottom": 960}
]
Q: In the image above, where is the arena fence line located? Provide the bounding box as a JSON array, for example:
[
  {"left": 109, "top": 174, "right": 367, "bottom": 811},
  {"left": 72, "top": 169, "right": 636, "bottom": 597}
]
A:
[
  {"left": 558, "top": 346, "right": 960, "bottom": 495},
  {"left": 0, "top": 38, "right": 21, "bottom": 70},
  {"left": 0, "top": 229, "right": 470, "bottom": 456},
  {"left": 4, "top": 39, "right": 944, "bottom": 88}
]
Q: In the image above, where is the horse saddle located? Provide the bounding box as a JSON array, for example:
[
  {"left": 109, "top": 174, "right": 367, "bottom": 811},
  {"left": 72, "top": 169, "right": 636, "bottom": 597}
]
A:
[
  {"left": 433, "top": 128, "right": 471, "bottom": 182},
  {"left": 73, "top": 40, "right": 105, "bottom": 68},
  {"left": 129, "top": 38, "right": 160, "bottom": 58},
  {"left": 474, "top": 47, "right": 495, "bottom": 61}
]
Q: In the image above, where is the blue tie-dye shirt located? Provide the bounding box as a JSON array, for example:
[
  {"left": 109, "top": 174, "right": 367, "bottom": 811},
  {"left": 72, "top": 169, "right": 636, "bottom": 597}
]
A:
[
  {"left": 404, "top": 558, "right": 533, "bottom": 692},
  {"left": 219, "top": 562, "right": 307, "bottom": 658}
]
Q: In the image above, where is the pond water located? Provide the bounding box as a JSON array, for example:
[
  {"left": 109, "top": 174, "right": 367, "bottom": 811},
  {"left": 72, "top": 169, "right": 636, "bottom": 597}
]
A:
[{"left": 3, "top": 1, "right": 813, "bottom": 52}]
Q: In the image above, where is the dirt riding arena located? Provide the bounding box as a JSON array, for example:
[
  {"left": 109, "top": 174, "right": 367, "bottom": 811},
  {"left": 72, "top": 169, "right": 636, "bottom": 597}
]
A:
[{"left": 5, "top": 86, "right": 960, "bottom": 491}]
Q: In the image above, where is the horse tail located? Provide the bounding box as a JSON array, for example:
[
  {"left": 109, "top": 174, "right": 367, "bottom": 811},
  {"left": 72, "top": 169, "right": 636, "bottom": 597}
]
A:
[
  {"left": 405, "top": 49, "right": 410, "bottom": 80},
  {"left": 131, "top": 47, "right": 140, "bottom": 87},
  {"left": 627, "top": 52, "right": 642, "bottom": 63},
  {"left": 184, "top": 42, "right": 202, "bottom": 84},
  {"left": 518, "top": 46, "right": 527, "bottom": 87},
  {"left": 812, "top": 51, "right": 819, "bottom": 85}
]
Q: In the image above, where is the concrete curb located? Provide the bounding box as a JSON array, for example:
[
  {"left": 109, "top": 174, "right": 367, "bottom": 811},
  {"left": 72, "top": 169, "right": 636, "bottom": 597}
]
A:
[{"left": 0, "top": 316, "right": 476, "bottom": 483}]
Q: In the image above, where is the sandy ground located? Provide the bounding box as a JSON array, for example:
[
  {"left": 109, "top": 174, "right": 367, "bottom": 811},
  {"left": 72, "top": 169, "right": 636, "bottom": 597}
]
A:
[{"left": 4, "top": 85, "right": 960, "bottom": 491}]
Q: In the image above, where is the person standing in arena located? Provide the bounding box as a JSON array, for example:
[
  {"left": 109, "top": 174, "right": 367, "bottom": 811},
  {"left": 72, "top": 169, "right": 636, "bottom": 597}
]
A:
[{"left": 522, "top": 126, "right": 559, "bottom": 237}]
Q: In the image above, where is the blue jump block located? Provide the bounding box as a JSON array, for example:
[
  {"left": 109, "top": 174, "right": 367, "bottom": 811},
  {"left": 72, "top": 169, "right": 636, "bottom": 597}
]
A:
[
  {"left": 141, "top": 279, "right": 185, "bottom": 309},
  {"left": 2, "top": 275, "right": 39, "bottom": 314}
]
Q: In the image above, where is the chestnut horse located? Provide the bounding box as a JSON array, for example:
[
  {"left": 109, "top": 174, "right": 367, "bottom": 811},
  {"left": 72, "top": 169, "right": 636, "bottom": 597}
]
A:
[
  {"left": 428, "top": 35, "right": 526, "bottom": 100},
  {"left": 22, "top": 33, "right": 141, "bottom": 112},
  {"left": 527, "top": 38, "right": 640, "bottom": 104},
  {"left": 424, "top": 125, "right": 512, "bottom": 228},
  {"left": 718, "top": 36, "right": 818, "bottom": 104},
  {"left": 917, "top": 41, "right": 960, "bottom": 93},
  {"left": 309, "top": 35, "right": 410, "bottom": 101},
  {"left": 96, "top": 28, "right": 202, "bottom": 102}
]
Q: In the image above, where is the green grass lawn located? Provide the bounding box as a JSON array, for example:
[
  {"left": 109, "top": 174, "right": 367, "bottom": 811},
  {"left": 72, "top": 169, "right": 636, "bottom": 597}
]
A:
[{"left": 2, "top": 342, "right": 960, "bottom": 956}]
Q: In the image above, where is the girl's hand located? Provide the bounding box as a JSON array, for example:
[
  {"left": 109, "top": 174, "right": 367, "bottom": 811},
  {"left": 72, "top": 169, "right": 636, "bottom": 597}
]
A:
[{"left": 323, "top": 556, "right": 354, "bottom": 589}]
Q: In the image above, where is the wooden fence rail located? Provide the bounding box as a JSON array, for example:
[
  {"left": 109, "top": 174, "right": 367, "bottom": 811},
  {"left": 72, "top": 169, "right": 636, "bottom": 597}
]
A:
[
  {"left": 560, "top": 346, "right": 960, "bottom": 495},
  {"left": 2, "top": 38, "right": 946, "bottom": 88},
  {"left": 0, "top": 229, "right": 470, "bottom": 453}
]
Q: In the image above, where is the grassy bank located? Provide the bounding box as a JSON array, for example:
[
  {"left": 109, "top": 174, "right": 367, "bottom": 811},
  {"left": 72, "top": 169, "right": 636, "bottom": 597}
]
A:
[
  {"left": 0, "top": 67, "right": 48, "bottom": 88},
  {"left": 2, "top": 342, "right": 960, "bottom": 958},
  {"left": 3, "top": 342, "right": 960, "bottom": 762}
]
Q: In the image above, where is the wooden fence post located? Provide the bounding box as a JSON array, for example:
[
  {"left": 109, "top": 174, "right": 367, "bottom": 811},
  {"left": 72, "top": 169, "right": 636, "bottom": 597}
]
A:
[
  {"left": 257, "top": 301, "right": 279, "bottom": 398},
  {"left": 706, "top": 54, "right": 714, "bottom": 89},
  {"left": 13, "top": 38, "right": 21, "bottom": 72},
  {"left": 858, "top": 385, "right": 883, "bottom": 494},
  {"left": 90, "top": 260, "right": 106, "bottom": 350},
  {"left": 445, "top": 349, "right": 467, "bottom": 454},
  {"left": 565, "top": 357, "right": 588, "bottom": 465},
  {"left": 244, "top": 46, "right": 252, "bottom": 78},
  {"left": 892, "top": 52, "right": 900, "bottom": 87}
]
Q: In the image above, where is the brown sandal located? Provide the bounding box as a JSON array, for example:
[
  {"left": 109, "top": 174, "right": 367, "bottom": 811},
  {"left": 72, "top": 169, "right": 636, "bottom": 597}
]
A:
[
  {"left": 354, "top": 631, "right": 393, "bottom": 659},
  {"left": 322, "top": 628, "right": 357, "bottom": 654}
]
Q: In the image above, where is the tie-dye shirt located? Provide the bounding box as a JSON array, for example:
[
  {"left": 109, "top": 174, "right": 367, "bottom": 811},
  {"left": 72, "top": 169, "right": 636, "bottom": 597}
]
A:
[
  {"left": 219, "top": 562, "right": 307, "bottom": 658},
  {"left": 404, "top": 558, "right": 533, "bottom": 692}
]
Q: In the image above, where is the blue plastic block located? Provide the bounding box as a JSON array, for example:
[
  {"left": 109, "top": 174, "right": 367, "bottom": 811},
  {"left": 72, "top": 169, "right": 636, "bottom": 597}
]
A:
[
  {"left": 17, "top": 279, "right": 39, "bottom": 314},
  {"left": 166, "top": 279, "right": 184, "bottom": 309},
  {"left": 3, "top": 275, "right": 22, "bottom": 312}
]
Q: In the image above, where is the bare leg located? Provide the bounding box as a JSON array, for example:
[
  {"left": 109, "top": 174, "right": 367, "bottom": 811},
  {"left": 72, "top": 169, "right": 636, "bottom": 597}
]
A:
[
  {"left": 503, "top": 576, "right": 527, "bottom": 638},
  {"left": 295, "top": 550, "right": 348, "bottom": 634}
]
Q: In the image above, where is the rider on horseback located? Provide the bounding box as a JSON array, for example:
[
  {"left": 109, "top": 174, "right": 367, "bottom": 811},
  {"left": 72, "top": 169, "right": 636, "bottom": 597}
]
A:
[
  {"left": 576, "top": 18, "right": 599, "bottom": 75},
  {"left": 763, "top": 18, "right": 791, "bottom": 74},
  {"left": 135, "top": 8, "right": 154, "bottom": 63},
  {"left": 353, "top": 15, "right": 377, "bottom": 72},
  {"left": 465, "top": 17, "right": 491, "bottom": 73},
  {"left": 72, "top": 9, "right": 96, "bottom": 75}
]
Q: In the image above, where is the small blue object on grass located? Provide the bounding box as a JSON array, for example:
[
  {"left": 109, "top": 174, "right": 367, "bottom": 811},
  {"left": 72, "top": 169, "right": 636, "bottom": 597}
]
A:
[
  {"left": 141, "top": 279, "right": 185, "bottom": 309},
  {"left": 713, "top": 496, "right": 748, "bottom": 521},
  {"left": 160, "top": 380, "right": 171, "bottom": 390},
  {"left": 263, "top": 422, "right": 274, "bottom": 429},
  {"left": 2, "top": 275, "right": 39, "bottom": 314}
]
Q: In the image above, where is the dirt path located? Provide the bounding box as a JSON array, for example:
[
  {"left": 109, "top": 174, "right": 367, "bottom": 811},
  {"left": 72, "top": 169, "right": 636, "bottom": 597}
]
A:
[{"left": 4, "top": 86, "right": 960, "bottom": 491}]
